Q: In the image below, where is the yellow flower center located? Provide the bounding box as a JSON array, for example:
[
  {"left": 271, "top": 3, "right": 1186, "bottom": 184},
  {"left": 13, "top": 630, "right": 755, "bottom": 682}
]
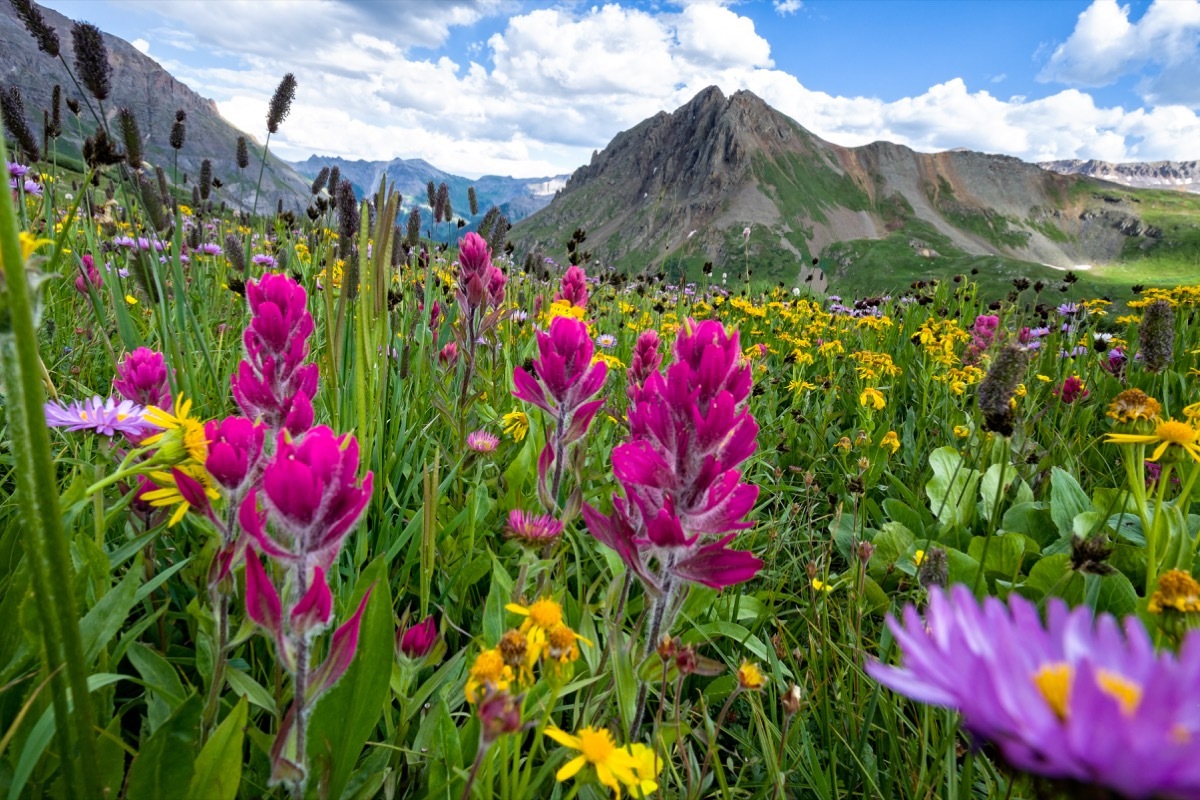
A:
[
  {"left": 183, "top": 419, "right": 209, "bottom": 463},
  {"left": 578, "top": 727, "right": 615, "bottom": 764},
  {"left": 1149, "top": 569, "right": 1200, "bottom": 613},
  {"left": 528, "top": 598, "right": 563, "bottom": 630},
  {"left": 1033, "top": 662, "right": 1142, "bottom": 720},
  {"left": 471, "top": 649, "right": 505, "bottom": 682},
  {"left": 1157, "top": 420, "right": 1197, "bottom": 445},
  {"left": 1033, "top": 662, "right": 1071, "bottom": 720},
  {"left": 1096, "top": 670, "right": 1141, "bottom": 716}
]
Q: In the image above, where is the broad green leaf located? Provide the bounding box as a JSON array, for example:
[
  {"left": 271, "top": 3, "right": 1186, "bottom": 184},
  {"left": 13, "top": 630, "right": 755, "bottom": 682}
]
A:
[
  {"left": 126, "top": 693, "right": 202, "bottom": 800},
  {"left": 925, "top": 446, "right": 979, "bottom": 530},
  {"left": 967, "top": 533, "right": 1025, "bottom": 579},
  {"left": 868, "top": 522, "right": 915, "bottom": 571},
  {"left": 225, "top": 668, "right": 277, "bottom": 715},
  {"left": 1091, "top": 572, "right": 1138, "bottom": 617},
  {"left": 882, "top": 499, "right": 926, "bottom": 540},
  {"left": 127, "top": 642, "right": 188, "bottom": 735},
  {"left": 305, "top": 558, "right": 393, "bottom": 800},
  {"left": 1019, "top": 553, "right": 1084, "bottom": 604},
  {"left": 186, "top": 697, "right": 247, "bottom": 800},
  {"left": 1002, "top": 502, "right": 1058, "bottom": 549},
  {"left": 1050, "top": 467, "right": 1092, "bottom": 538}
]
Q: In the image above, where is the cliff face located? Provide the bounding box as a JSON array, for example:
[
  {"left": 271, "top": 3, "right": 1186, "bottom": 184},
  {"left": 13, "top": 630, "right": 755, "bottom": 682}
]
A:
[
  {"left": 1040, "top": 159, "right": 1200, "bottom": 194},
  {"left": 0, "top": 0, "right": 309, "bottom": 211},
  {"left": 512, "top": 86, "right": 1193, "bottom": 283}
]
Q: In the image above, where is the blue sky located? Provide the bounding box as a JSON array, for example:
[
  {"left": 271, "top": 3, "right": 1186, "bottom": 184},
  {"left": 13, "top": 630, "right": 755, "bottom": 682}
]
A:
[{"left": 37, "top": 0, "right": 1200, "bottom": 178}]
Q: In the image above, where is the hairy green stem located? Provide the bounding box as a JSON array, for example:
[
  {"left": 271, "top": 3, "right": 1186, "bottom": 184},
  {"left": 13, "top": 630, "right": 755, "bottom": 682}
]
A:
[{"left": 0, "top": 123, "right": 102, "bottom": 797}]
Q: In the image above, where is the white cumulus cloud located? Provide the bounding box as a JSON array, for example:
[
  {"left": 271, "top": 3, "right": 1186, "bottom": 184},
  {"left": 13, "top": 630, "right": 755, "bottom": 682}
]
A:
[{"left": 1039, "top": 0, "right": 1200, "bottom": 107}]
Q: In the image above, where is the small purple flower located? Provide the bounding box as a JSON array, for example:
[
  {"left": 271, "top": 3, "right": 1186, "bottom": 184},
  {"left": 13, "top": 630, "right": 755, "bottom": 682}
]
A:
[
  {"left": 113, "top": 235, "right": 137, "bottom": 250},
  {"left": 467, "top": 430, "right": 500, "bottom": 453},
  {"left": 867, "top": 585, "right": 1200, "bottom": 799},
  {"left": 505, "top": 509, "right": 564, "bottom": 547},
  {"left": 44, "top": 396, "right": 158, "bottom": 437},
  {"left": 1057, "top": 302, "right": 1080, "bottom": 317},
  {"left": 23, "top": 179, "right": 41, "bottom": 197},
  {"left": 596, "top": 334, "right": 616, "bottom": 349},
  {"left": 252, "top": 254, "right": 277, "bottom": 269},
  {"left": 7, "top": 162, "right": 29, "bottom": 179},
  {"left": 193, "top": 242, "right": 222, "bottom": 257}
]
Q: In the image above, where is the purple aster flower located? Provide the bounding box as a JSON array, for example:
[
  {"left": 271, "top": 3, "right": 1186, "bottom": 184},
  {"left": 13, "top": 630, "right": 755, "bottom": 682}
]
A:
[
  {"left": 252, "top": 254, "right": 277, "bottom": 269},
  {"left": 195, "top": 242, "right": 222, "bottom": 256},
  {"left": 44, "top": 396, "right": 158, "bottom": 437},
  {"left": 7, "top": 162, "right": 29, "bottom": 179},
  {"left": 1057, "top": 302, "right": 1080, "bottom": 316},
  {"left": 867, "top": 585, "right": 1200, "bottom": 799},
  {"left": 23, "top": 179, "right": 41, "bottom": 197},
  {"left": 112, "top": 235, "right": 137, "bottom": 250},
  {"left": 505, "top": 509, "right": 564, "bottom": 548},
  {"left": 596, "top": 334, "right": 616, "bottom": 349}
]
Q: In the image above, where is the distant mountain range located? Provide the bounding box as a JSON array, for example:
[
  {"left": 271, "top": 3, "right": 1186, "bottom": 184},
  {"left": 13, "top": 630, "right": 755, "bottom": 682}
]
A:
[
  {"left": 287, "top": 154, "right": 569, "bottom": 233},
  {"left": 0, "top": 0, "right": 309, "bottom": 211},
  {"left": 511, "top": 86, "right": 1200, "bottom": 294},
  {"left": 1039, "top": 159, "right": 1200, "bottom": 194}
]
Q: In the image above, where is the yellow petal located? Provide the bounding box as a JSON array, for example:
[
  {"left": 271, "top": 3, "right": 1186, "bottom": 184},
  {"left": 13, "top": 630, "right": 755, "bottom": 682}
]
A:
[
  {"left": 555, "top": 755, "right": 587, "bottom": 783},
  {"left": 504, "top": 603, "right": 530, "bottom": 616},
  {"left": 543, "top": 727, "right": 580, "bottom": 749},
  {"left": 168, "top": 503, "right": 189, "bottom": 527}
]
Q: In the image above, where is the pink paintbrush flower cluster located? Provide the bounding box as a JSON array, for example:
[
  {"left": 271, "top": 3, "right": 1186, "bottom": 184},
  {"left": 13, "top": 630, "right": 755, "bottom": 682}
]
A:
[
  {"left": 584, "top": 319, "right": 763, "bottom": 595},
  {"left": 555, "top": 265, "right": 589, "bottom": 309},
  {"left": 513, "top": 314, "right": 607, "bottom": 506},
  {"left": 230, "top": 273, "right": 318, "bottom": 436},
  {"left": 226, "top": 274, "right": 374, "bottom": 789}
]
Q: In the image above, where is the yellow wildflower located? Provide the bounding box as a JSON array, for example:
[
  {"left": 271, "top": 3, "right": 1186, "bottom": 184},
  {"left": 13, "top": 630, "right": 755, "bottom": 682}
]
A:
[
  {"left": 545, "top": 726, "right": 658, "bottom": 799},
  {"left": 465, "top": 647, "right": 513, "bottom": 703},
  {"left": 880, "top": 431, "right": 900, "bottom": 454},
  {"left": 502, "top": 410, "right": 529, "bottom": 441},
  {"left": 859, "top": 387, "right": 886, "bottom": 410}
]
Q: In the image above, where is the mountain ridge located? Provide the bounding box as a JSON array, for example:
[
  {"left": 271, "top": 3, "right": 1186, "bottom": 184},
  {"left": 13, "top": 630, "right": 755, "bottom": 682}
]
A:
[
  {"left": 511, "top": 86, "right": 1199, "bottom": 293},
  {"left": 0, "top": 0, "right": 310, "bottom": 211}
]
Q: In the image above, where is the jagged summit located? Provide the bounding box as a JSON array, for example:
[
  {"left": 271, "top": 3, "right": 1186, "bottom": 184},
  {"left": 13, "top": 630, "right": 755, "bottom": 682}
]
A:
[{"left": 512, "top": 86, "right": 1185, "bottom": 287}]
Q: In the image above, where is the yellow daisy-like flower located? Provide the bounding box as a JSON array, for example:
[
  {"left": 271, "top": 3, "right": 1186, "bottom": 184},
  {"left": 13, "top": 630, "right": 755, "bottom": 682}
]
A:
[
  {"left": 502, "top": 410, "right": 529, "bottom": 441},
  {"left": 953, "top": 425, "right": 970, "bottom": 439},
  {"left": 592, "top": 352, "right": 625, "bottom": 370},
  {"left": 811, "top": 578, "right": 835, "bottom": 593},
  {"left": 15, "top": 231, "right": 52, "bottom": 265},
  {"left": 505, "top": 598, "right": 590, "bottom": 663},
  {"left": 140, "top": 464, "right": 219, "bottom": 526},
  {"left": 1182, "top": 402, "right": 1200, "bottom": 423},
  {"left": 465, "top": 647, "right": 513, "bottom": 704},
  {"left": 125, "top": 294, "right": 139, "bottom": 306},
  {"left": 737, "top": 660, "right": 767, "bottom": 691},
  {"left": 544, "top": 726, "right": 658, "bottom": 799},
  {"left": 859, "top": 387, "right": 886, "bottom": 410},
  {"left": 1107, "top": 389, "right": 1162, "bottom": 425},
  {"left": 1106, "top": 419, "right": 1200, "bottom": 464},
  {"left": 788, "top": 377, "right": 816, "bottom": 394},
  {"left": 879, "top": 430, "right": 900, "bottom": 454},
  {"left": 1148, "top": 569, "right": 1200, "bottom": 614},
  {"left": 142, "top": 396, "right": 209, "bottom": 465}
]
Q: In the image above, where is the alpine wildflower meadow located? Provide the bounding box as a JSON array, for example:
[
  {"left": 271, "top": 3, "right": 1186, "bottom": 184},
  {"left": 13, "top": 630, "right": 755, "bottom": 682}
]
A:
[{"left": 3, "top": 29, "right": 1200, "bottom": 800}]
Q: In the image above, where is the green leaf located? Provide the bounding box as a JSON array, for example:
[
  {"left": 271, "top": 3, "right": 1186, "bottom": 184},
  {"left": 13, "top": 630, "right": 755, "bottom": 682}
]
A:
[
  {"left": 1092, "top": 572, "right": 1138, "bottom": 617},
  {"left": 1019, "top": 553, "right": 1084, "bottom": 604},
  {"left": 612, "top": 637, "right": 638, "bottom": 736},
  {"left": 305, "top": 558, "right": 393, "bottom": 800},
  {"left": 882, "top": 499, "right": 925, "bottom": 540},
  {"left": 186, "top": 697, "right": 247, "bottom": 800},
  {"left": 482, "top": 554, "right": 515, "bottom": 646},
  {"left": 127, "top": 642, "right": 188, "bottom": 735},
  {"left": 1050, "top": 467, "right": 1092, "bottom": 538},
  {"left": 967, "top": 533, "right": 1025, "bottom": 579},
  {"left": 979, "top": 463, "right": 1018, "bottom": 523},
  {"left": 126, "top": 693, "right": 202, "bottom": 800},
  {"left": 224, "top": 668, "right": 277, "bottom": 715},
  {"left": 925, "top": 446, "right": 979, "bottom": 531},
  {"left": 944, "top": 548, "right": 981, "bottom": 591},
  {"left": 868, "top": 522, "right": 915, "bottom": 571},
  {"left": 1001, "top": 502, "right": 1058, "bottom": 549},
  {"left": 412, "top": 693, "right": 463, "bottom": 800},
  {"left": 79, "top": 558, "right": 143, "bottom": 665}
]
